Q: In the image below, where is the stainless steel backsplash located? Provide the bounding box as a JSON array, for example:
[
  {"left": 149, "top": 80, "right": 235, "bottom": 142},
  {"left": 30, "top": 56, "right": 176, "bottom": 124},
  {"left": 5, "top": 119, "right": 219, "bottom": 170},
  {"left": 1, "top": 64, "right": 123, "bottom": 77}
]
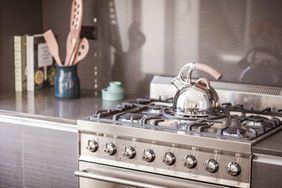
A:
[
  {"left": 1, "top": 0, "right": 281, "bottom": 96},
  {"left": 91, "top": 0, "right": 282, "bottom": 97}
]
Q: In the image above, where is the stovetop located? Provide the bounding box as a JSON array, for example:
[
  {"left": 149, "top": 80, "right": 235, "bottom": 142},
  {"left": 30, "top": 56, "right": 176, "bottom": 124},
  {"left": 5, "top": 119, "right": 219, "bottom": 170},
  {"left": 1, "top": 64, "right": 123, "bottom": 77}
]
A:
[{"left": 88, "top": 98, "right": 282, "bottom": 142}]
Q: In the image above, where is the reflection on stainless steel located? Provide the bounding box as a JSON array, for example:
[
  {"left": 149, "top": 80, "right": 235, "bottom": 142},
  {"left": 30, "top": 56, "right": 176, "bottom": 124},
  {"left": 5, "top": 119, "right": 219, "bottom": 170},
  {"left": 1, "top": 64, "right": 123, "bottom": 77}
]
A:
[
  {"left": 6, "top": 88, "right": 103, "bottom": 121},
  {"left": 15, "top": 91, "right": 23, "bottom": 112},
  {"left": 238, "top": 47, "right": 282, "bottom": 86}
]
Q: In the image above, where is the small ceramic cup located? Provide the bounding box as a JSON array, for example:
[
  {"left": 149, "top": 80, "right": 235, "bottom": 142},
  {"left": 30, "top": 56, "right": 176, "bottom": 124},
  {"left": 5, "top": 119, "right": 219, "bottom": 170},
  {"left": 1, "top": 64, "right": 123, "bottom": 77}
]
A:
[
  {"left": 55, "top": 64, "right": 80, "bottom": 98},
  {"left": 102, "top": 81, "right": 124, "bottom": 101}
]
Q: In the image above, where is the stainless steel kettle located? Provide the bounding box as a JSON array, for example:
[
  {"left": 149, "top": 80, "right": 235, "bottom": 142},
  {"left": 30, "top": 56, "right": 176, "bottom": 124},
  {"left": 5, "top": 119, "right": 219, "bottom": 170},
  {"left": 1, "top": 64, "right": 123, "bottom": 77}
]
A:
[{"left": 171, "top": 62, "right": 222, "bottom": 116}]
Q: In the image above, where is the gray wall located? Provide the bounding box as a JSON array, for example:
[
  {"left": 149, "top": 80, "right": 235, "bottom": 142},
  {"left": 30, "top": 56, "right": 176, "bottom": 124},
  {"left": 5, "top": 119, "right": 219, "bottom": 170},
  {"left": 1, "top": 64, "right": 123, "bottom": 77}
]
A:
[
  {"left": 0, "top": 0, "right": 42, "bottom": 92},
  {"left": 1, "top": 0, "right": 282, "bottom": 97}
]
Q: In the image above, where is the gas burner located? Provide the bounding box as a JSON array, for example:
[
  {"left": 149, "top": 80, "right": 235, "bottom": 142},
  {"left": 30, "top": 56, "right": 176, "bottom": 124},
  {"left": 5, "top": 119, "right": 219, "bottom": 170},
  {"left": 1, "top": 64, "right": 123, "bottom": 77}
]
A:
[
  {"left": 163, "top": 108, "right": 209, "bottom": 120},
  {"left": 142, "top": 106, "right": 163, "bottom": 115},
  {"left": 241, "top": 116, "right": 270, "bottom": 127},
  {"left": 162, "top": 107, "right": 227, "bottom": 121},
  {"left": 240, "top": 115, "right": 280, "bottom": 134},
  {"left": 216, "top": 116, "right": 258, "bottom": 139},
  {"left": 220, "top": 125, "right": 258, "bottom": 139},
  {"left": 190, "top": 122, "right": 215, "bottom": 133},
  {"left": 222, "top": 127, "right": 246, "bottom": 136},
  {"left": 119, "top": 113, "right": 144, "bottom": 123}
]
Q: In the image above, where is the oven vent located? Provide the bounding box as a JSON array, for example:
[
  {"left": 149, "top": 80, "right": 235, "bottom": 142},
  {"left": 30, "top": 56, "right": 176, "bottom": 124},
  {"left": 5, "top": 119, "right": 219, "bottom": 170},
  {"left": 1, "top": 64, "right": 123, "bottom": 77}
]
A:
[{"left": 210, "top": 82, "right": 282, "bottom": 96}]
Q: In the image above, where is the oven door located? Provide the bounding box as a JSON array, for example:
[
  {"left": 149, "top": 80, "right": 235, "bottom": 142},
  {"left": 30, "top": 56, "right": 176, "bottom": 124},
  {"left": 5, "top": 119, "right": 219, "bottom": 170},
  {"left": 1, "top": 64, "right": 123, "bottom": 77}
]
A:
[{"left": 75, "top": 162, "right": 230, "bottom": 188}]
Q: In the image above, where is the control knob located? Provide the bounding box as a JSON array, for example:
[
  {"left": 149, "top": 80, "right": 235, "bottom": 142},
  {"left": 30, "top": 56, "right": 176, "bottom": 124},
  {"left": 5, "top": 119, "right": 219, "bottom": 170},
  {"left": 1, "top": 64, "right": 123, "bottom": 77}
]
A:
[
  {"left": 205, "top": 159, "right": 219, "bottom": 173},
  {"left": 227, "top": 161, "right": 241, "bottom": 176},
  {"left": 104, "top": 142, "right": 117, "bottom": 155},
  {"left": 88, "top": 140, "right": 98, "bottom": 152},
  {"left": 184, "top": 155, "right": 197, "bottom": 169},
  {"left": 162, "top": 152, "right": 176, "bottom": 166},
  {"left": 123, "top": 146, "right": 136, "bottom": 159},
  {"left": 142, "top": 149, "right": 155, "bottom": 162}
]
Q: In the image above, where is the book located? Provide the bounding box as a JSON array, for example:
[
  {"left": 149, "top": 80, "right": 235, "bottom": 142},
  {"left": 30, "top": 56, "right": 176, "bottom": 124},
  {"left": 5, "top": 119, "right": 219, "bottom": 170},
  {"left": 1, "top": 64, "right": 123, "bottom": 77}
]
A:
[
  {"left": 14, "top": 35, "right": 27, "bottom": 91},
  {"left": 26, "top": 34, "right": 56, "bottom": 91}
]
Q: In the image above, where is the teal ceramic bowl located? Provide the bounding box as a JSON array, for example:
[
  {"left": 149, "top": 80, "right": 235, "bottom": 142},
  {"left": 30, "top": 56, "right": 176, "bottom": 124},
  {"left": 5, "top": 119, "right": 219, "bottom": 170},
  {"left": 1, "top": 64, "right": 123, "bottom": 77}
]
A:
[{"left": 102, "top": 81, "right": 124, "bottom": 101}]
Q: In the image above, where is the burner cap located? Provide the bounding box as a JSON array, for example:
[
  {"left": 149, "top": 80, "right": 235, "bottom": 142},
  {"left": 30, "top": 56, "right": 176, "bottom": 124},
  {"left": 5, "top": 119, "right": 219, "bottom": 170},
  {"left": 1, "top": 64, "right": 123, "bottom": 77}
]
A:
[
  {"left": 242, "top": 116, "right": 269, "bottom": 127},
  {"left": 222, "top": 127, "right": 246, "bottom": 136}
]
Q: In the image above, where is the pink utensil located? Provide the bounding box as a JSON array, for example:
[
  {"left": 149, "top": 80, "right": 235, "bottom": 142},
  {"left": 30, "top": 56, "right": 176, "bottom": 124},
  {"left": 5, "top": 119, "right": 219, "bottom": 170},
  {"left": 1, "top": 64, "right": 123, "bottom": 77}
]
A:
[
  {"left": 65, "top": 29, "right": 80, "bottom": 65},
  {"left": 43, "top": 30, "right": 62, "bottom": 65},
  {"left": 65, "top": 0, "right": 83, "bottom": 66},
  {"left": 72, "top": 38, "right": 89, "bottom": 65},
  {"left": 70, "top": 0, "right": 83, "bottom": 31}
]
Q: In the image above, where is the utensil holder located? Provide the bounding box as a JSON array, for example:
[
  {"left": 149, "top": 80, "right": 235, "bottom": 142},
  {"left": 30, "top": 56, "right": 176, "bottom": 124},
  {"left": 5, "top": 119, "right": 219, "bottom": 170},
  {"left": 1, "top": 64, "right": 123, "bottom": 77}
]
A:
[{"left": 55, "top": 64, "right": 80, "bottom": 98}]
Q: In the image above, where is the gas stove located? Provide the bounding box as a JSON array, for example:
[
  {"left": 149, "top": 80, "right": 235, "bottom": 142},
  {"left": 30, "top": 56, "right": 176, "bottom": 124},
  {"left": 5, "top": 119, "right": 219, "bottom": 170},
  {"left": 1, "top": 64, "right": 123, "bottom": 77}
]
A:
[
  {"left": 89, "top": 99, "right": 280, "bottom": 142},
  {"left": 77, "top": 97, "right": 281, "bottom": 188}
]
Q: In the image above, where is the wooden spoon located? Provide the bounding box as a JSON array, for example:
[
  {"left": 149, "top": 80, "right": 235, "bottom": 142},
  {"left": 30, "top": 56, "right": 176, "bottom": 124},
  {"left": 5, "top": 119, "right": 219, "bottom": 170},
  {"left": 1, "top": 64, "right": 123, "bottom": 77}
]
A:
[
  {"left": 65, "top": 0, "right": 83, "bottom": 65},
  {"left": 43, "top": 30, "right": 62, "bottom": 65},
  {"left": 70, "top": 0, "right": 83, "bottom": 31},
  {"left": 72, "top": 38, "right": 89, "bottom": 65},
  {"left": 65, "top": 29, "right": 80, "bottom": 65}
]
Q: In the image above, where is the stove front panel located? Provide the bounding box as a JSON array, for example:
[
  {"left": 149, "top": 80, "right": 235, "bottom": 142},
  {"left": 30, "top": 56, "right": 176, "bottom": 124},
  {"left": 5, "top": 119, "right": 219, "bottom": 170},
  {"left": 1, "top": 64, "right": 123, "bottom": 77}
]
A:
[{"left": 79, "top": 132, "right": 251, "bottom": 188}]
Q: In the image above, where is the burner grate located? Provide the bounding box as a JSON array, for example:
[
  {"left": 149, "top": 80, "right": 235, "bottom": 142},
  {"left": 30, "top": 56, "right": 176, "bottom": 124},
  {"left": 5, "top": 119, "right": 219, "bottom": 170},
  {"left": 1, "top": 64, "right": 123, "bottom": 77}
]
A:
[{"left": 87, "top": 98, "right": 282, "bottom": 141}]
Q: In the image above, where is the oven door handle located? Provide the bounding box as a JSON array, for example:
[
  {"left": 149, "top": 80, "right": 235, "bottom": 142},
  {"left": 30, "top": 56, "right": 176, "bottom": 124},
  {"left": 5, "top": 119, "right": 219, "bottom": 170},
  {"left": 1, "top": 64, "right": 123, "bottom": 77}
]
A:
[{"left": 74, "top": 170, "right": 167, "bottom": 188}]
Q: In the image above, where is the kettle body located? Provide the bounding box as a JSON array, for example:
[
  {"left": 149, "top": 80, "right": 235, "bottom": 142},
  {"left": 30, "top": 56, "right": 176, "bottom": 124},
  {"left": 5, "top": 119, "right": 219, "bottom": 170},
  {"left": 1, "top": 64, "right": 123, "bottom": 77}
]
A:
[{"left": 171, "top": 63, "right": 222, "bottom": 116}]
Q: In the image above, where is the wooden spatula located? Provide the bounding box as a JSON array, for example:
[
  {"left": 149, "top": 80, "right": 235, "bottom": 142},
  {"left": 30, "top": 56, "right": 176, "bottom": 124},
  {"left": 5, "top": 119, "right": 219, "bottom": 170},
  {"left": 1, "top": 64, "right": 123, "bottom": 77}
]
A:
[
  {"left": 70, "top": 0, "right": 83, "bottom": 31},
  {"left": 43, "top": 30, "right": 62, "bottom": 65},
  {"left": 65, "top": 0, "right": 83, "bottom": 66},
  {"left": 65, "top": 29, "right": 80, "bottom": 65},
  {"left": 72, "top": 38, "right": 89, "bottom": 65}
]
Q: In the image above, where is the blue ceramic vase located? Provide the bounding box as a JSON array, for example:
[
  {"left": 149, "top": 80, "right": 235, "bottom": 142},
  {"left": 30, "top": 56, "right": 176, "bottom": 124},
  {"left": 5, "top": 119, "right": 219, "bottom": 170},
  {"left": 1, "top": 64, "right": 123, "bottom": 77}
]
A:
[{"left": 55, "top": 64, "right": 80, "bottom": 98}]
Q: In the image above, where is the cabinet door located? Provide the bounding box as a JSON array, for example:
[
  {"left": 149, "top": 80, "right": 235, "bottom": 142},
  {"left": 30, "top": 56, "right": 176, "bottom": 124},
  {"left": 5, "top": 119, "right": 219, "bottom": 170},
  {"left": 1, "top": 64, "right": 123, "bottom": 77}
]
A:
[
  {"left": 23, "top": 126, "right": 78, "bottom": 188},
  {"left": 252, "top": 159, "right": 282, "bottom": 188},
  {"left": 0, "top": 122, "right": 23, "bottom": 188}
]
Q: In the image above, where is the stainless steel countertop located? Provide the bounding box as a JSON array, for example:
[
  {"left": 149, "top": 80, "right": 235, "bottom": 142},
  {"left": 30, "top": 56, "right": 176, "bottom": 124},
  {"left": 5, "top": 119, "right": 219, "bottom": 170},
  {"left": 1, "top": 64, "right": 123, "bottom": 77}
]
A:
[
  {"left": 0, "top": 88, "right": 122, "bottom": 125},
  {"left": 252, "top": 129, "right": 282, "bottom": 157}
]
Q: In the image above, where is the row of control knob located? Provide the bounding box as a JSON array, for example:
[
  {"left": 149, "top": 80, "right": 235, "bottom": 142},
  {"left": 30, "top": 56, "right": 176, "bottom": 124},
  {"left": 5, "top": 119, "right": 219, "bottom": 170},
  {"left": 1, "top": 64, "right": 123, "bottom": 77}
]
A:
[
  {"left": 87, "top": 140, "right": 241, "bottom": 176},
  {"left": 204, "top": 159, "right": 241, "bottom": 176}
]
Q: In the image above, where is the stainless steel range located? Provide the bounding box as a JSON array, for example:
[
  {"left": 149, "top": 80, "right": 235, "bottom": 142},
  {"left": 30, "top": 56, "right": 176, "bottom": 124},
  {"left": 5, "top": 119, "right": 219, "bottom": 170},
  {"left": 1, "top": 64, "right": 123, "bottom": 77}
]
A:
[
  {"left": 75, "top": 63, "right": 282, "bottom": 188},
  {"left": 76, "top": 98, "right": 281, "bottom": 188}
]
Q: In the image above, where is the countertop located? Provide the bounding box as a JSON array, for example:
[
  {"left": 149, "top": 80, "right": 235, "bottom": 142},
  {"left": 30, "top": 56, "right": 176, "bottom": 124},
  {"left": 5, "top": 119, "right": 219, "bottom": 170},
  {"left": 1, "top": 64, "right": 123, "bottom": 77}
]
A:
[
  {"left": 252, "top": 129, "right": 282, "bottom": 157},
  {"left": 0, "top": 88, "right": 123, "bottom": 124},
  {"left": 0, "top": 88, "right": 281, "bottom": 156}
]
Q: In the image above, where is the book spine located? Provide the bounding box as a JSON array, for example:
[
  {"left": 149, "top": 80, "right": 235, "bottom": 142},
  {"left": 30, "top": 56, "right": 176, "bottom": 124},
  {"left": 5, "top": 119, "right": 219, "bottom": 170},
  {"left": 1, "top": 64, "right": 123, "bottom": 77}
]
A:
[
  {"left": 14, "top": 36, "right": 22, "bottom": 91},
  {"left": 27, "top": 36, "right": 34, "bottom": 91},
  {"left": 21, "top": 36, "right": 27, "bottom": 90},
  {"left": 21, "top": 35, "right": 27, "bottom": 90}
]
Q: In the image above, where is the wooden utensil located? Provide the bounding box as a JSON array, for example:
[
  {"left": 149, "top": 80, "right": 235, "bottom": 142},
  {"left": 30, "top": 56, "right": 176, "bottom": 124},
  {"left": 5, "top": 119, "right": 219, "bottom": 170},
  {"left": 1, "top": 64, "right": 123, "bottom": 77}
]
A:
[
  {"left": 65, "top": 0, "right": 83, "bottom": 66},
  {"left": 70, "top": 0, "right": 83, "bottom": 31},
  {"left": 72, "top": 38, "right": 89, "bottom": 65},
  {"left": 65, "top": 29, "right": 80, "bottom": 65},
  {"left": 43, "top": 30, "right": 62, "bottom": 65}
]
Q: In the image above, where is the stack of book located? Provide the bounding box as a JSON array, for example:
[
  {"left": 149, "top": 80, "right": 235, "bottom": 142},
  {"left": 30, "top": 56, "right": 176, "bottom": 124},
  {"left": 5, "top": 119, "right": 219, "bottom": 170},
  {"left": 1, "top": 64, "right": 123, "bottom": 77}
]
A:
[{"left": 14, "top": 34, "right": 56, "bottom": 91}]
